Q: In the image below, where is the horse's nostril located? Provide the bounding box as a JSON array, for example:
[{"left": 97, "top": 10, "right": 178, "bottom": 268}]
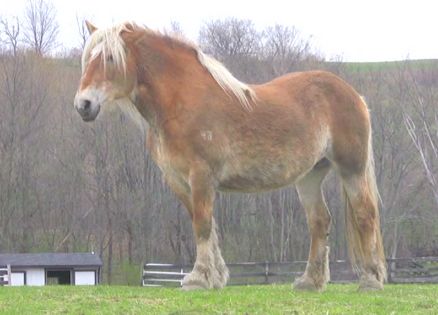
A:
[{"left": 82, "top": 99, "right": 91, "bottom": 111}]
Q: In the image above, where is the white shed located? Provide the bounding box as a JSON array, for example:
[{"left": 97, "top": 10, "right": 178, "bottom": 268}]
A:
[{"left": 0, "top": 253, "right": 102, "bottom": 286}]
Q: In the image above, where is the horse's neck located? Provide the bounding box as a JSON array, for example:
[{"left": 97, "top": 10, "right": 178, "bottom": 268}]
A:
[
  {"left": 132, "top": 47, "right": 206, "bottom": 132},
  {"left": 129, "top": 83, "right": 161, "bottom": 132}
]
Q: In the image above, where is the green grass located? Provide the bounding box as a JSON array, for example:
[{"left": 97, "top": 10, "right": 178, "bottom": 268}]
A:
[
  {"left": 0, "top": 284, "right": 437, "bottom": 314},
  {"left": 342, "top": 59, "right": 438, "bottom": 73}
]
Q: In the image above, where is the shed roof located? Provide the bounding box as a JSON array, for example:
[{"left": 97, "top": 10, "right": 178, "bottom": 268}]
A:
[{"left": 0, "top": 253, "right": 103, "bottom": 268}]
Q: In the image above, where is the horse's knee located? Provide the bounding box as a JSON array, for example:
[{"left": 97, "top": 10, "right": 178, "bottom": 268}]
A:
[
  {"left": 193, "top": 218, "right": 212, "bottom": 241},
  {"left": 308, "top": 209, "right": 331, "bottom": 236}
]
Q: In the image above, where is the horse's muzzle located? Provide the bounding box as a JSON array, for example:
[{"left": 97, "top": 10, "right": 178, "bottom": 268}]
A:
[{"left": 75, "top": 97, "right": 100, "bottom": 122}]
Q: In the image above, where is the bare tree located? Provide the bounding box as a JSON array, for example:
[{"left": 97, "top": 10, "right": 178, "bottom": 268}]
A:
[
  {"left": 263, "top": 24, "right": 314, "bottom": 75},
  {"left": 165, "top": 21, "right": 184, "bottom": 37},
  {"left": 199, "top": 19, "right": 321, "bottom": 83},
  {"left": 23, "top": 0, "right": 59, "bottom": 55},
  {"left": 403, "top": 69, "right": 438, "bottom": 207},
  {"left": 0, "top": 17, "right": 21, "bottom": 56},
  {"left": 199, "top": 18, "right": 260, "bottom": 59},
  {"left": 199, "top": 18, "right": 264, "bottom": 82}
]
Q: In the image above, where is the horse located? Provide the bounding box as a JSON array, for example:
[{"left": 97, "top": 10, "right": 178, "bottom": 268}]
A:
[{"left": 74, "top": 21, "right": 386, "bottom": 291}]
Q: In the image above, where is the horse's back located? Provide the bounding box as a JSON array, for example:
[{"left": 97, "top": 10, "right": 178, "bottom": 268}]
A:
[
  {"left": 255, "top": 70, "right": 363, "bottom": 109},
  {"left": 215, "top": 71, "right": 371, "bottom": 191},
  {"left": 255, "top": 70, "right": 371, "bottom": 175}
]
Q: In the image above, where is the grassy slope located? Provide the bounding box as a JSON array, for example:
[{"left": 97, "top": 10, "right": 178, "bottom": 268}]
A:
[
  {"left": 342, "top": 59, "right": 438, "bottom": 72},
  {"left": 0, "top": 284, "right": 437, "bottom": 314}
]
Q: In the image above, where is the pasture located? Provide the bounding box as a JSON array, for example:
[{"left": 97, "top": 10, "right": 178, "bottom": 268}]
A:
[{"left": 0, "top": 284, "right": 437, "bottom": 314}]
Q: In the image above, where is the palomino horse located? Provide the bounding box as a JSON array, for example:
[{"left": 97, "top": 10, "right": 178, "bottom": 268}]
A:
[{"left": 74, "top": 21, "right": 386, "bottom": 291}]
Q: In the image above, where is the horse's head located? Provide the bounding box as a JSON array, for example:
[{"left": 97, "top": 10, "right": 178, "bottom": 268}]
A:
[{"left": 74, "top": 21, "right": 137, "bottom": 122}]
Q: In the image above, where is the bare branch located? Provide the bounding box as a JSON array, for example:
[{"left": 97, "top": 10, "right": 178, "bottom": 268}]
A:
[
  {"left": 0, "top": 16, "right": 21, "bottom": 56},
  {"left": 75, "top": 14, "right": 89, "bottom": 49},
  {"left": 23, "top": 0, "right": 59, "bottom": 55},
  {"left": 199, "top": 18, "right": 261, "bottom": 59},
  {"left": 403, "top": 112, "right": 438, "bottom": 205}
]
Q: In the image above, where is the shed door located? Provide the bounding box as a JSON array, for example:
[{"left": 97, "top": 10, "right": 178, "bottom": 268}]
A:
[
  {"left": 74, "top": 271, "right": 96, "bottom": 285},
  {"left": 11, "top": 272, "right": 25, "bottom": 286}
]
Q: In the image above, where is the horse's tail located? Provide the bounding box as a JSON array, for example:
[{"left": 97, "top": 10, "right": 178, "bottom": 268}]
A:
[{"left": 342, "top": 109, "right": 387, "bottom": 282}]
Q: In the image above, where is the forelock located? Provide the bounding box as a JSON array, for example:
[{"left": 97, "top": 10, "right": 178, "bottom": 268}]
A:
[{"left": 82, "top": 23, "right": 132, "bottom": 75}]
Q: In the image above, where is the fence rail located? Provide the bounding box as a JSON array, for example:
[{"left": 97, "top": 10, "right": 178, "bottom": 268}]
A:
[
  {"left": 0, "top": 265, "right": 11, "bottom": 286},
  {"left": 142, "top": 257, "right": 438, "bottom": 287},
  {"left": 387, "top": 257, "right": 438, "bottom": 283},
  {"left": 142, "top": 259, "right": 355, "bottom": 287}
]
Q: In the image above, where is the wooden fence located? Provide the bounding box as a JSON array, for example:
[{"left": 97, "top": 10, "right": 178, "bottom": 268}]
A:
[
  {"left": 0, "top": 265, "right": 11, "bottom": 286},
  {"left": 387, "top": 257, "right": 438, "bottom": 283},
  {"left": 142, "top": 260, "right": 355, "bottom": 287},
  {"left": 142, "top": 257, "right": 438, "bottom": 287}
]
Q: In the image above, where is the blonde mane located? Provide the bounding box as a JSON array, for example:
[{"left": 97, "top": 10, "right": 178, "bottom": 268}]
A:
[
  {"left": 82, "top": 22, "right": 256, "bottom": 110},
  {"left": 197, "top": 51, "right": 255, "bottom": 111}
]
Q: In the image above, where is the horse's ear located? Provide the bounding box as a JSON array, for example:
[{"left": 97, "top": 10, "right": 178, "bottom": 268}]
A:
[
  {"left": 85, "top": 20, "right": 97, "bottom": 35},
  {"left": 123, "top": 22, "right": 135, "bottom": 32}
]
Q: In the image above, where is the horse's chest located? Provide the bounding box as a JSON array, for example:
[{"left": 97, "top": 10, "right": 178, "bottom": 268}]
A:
[{"left": 149, "top": 135, "right": 188, "bottom": 181}]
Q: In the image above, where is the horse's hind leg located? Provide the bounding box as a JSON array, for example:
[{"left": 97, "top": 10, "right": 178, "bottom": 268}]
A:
[
  {"left": 341, "top": 174, "right": 386, "bottom": 291},
  {"left": 294, "top": 159, "right": 332, "bottom": 291}
]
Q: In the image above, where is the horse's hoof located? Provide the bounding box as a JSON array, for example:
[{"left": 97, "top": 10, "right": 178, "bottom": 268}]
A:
[
  {"left": 293, "top": 276, "right": 321, "bottom": 292},
  {"left": 213, "top": 266, "right": 229, "bottom": 289},
  {"left": 181, "top": 273, "right": 209, "bottom": 291},
  {"left": 212, "top": 282, "right": 226, "bottom": 289},
  {"left": 358, "top": 277, "right": 383, "bottom": 292}
]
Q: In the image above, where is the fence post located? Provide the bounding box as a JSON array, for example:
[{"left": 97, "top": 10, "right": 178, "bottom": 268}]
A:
[
  {"left": 180, "top": 266, "right": 184, "bottom": 287},
  {"left": 387, "top": 260, "right": 392, "bottom": 283},
  {"left": 264, "top": 261, "right": 269, "bottom": 284},
  {"left": 141, "top": 263, "right": 145, "bottom": 287},
  {"left": 7, "top": 264, "right": 11, "bottom": 286}
]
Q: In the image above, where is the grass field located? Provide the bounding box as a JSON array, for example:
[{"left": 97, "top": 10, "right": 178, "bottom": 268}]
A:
[
  {"left": 1, "top": 284, "right": 438, "bottom": 314},
  {"left": 342, "top": 59, "right": 438, "bottom": 72}
]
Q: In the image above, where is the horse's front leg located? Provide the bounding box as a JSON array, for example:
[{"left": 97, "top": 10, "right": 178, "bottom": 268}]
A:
[{"left": 180, "top": 168, "right": 229, "bottom": 290}]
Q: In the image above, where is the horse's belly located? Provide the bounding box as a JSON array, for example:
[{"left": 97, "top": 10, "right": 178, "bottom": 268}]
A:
[{"left": 217, "top": 159, "right": 312, "bottom": 192}]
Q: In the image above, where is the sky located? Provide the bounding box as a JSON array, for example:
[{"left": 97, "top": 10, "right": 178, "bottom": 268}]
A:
[{"left": 2, "top": 0, "right": 437, "bottom": 62}]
